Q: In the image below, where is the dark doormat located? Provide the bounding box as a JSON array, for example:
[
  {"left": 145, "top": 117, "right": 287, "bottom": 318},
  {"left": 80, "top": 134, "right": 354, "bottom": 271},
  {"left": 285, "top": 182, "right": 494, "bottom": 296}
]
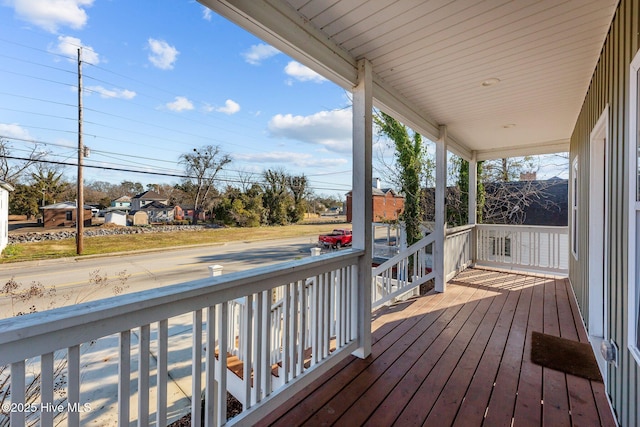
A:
[{"left": 531, "top": 331, "right": 603, "bottom": 382}]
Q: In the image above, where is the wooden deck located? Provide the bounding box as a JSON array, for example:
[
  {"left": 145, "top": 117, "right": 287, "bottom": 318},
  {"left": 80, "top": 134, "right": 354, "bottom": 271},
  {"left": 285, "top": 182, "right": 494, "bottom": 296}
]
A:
[{"left": 258, "top": 268, "right": 616, "bottom": 427}]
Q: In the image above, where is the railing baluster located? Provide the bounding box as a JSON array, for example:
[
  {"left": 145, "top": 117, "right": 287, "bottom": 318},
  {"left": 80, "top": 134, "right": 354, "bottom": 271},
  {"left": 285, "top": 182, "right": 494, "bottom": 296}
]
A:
[
  {"left": 311, "top": 274, "right": 319, "bottom": 366},
  {"left": 205, "top": 306, "right": 216, "bottom": 427},
  {"left": 157, "top": 319, "right": 168, "bottom": 427},
  {"left": 138, "top": 324, "right": 150, "bottom": 427},
  {"left": 242, "top": 295, "right": 252, "bottom": 409},
  {"left": 119, "top": 330, "right": 131, "bottom": 426},
  {"left": 10, "top": 361, "right": 25, "bottom": 427},
  {"left": 325, "top": 271, "right": 330, "bottom": 357},
  {"left": 336, "top": 269, "right": 343, "bottom": 347},
  {"left": 40, "top": 352, "right": 54, "bottom": 427},
  {"left": 298, "top": 280, "right": 306, "bottom": 374},
  {"left": 282, "top": 283, "right": 291, "bottom": 381},
  {"left": 351, "top": 265, "right": 358, "bottom": 341},
  {"left": 216, "top": 302, "right": 228, "bottom": 426},
  {"left": 193, "top": 309, "right": 203, "bottom": 427},
  {"left": 254, "top": 291, "right": 263, "bottom": 403},
  {"left": 67, "top": 345, "right": 80, "bottom": 427},
  {"left": 262, "top": 290, "right": 272, "bottom": 397},
  {"left": 290, "top": 281, "right": 297, "bottom": 379}
]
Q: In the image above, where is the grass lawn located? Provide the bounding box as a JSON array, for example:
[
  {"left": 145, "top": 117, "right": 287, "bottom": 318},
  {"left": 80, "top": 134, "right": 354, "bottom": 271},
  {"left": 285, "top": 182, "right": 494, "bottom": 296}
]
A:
[{"left": 2, "top": 223, "right": 350, "bottom": 263}]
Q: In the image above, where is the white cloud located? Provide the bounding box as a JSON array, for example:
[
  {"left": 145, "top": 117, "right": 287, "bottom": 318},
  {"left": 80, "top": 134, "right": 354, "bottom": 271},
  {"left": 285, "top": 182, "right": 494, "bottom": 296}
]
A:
[
  {"left": 235, "top": 151, "right": 348, "bottom": 168},
  {"left": 148, "top": 38, "right": 179, "bottom": 70},
  {"left": 202, "top": 6, "right": 212, "bottom": 21},
  {"left": 242, "top": 43, "right": 280, "bottom": 65},
  {"left": 284, "top": 61, "right": 326, "bottom": 83},
  {"left": 268, "top": 109, "right": 352, "bottom": 153},
  {"left": 216, "top": 99, "right": 240, "bottom": 115},
  {"left": 50, "top": 35, "right": 100, "bottom": 64},
  {"left": 0, "top": 123, "right": 32, "bottom": 140},
  {"left": 165, "top": 96, "right": 194, "bottom": 112},
  {"left": 86, "top": 85, "right": 136, "bottom": 99},
  {"left": 6, "top": 0, "right": 93, "bottom": 32}
]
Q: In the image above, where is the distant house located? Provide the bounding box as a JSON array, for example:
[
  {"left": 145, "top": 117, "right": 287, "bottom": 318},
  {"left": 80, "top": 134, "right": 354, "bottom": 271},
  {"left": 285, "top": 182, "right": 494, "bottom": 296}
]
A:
[
  {"left": 130, "top": 191, "right": 176, "bottom": 223},
  {"left": 421, "top": 178, "right": 568, "bottom": 227},
  {"left": 139, "top": 201, "right": 175, "bottom": 223},
  {"left": 40, "top": 201, "right": 92, "bottom": 229},
  {"left": 483, "top": 178, "right": 568, "bottom": 226},
  {"left": 0, "top": 180, "right": 14, "bottom": 252},
  {"left": 180, "top": 205, "right": 207, "bottom": 222},
  {"left": 345, "top": 179, "right": 405, "bottom": 223},
  {"left": 105, "top": 210, "right": 127, "bottom": 226},
  {"left": 131, "top": 191, "right": 168, "bottom": 210},
  {"left": 111, "top": 196, "right": 131, "bottom": 209}
]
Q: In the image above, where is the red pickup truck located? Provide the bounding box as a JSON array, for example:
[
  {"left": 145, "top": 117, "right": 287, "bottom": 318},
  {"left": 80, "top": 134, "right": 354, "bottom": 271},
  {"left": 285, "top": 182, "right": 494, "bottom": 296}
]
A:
[{"left": 318, "top": 229, "right": 352, "bottom": 249}]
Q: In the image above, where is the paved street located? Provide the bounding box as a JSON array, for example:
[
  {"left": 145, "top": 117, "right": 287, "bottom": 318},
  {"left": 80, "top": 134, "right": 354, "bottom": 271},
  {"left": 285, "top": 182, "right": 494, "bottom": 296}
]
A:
[{"left": 0, "top": 235, "right": 323, "bottom": 318}]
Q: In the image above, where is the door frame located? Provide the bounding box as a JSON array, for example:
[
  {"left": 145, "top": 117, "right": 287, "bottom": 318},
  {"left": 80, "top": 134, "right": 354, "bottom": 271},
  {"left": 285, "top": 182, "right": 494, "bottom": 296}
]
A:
[{"left": 589, "top": 106, "right": 609, "bottom": 381}]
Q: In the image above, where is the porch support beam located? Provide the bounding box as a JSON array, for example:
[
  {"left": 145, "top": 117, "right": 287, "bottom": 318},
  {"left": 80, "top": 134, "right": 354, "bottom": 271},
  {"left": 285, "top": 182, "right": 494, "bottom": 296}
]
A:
[
  {"left": 435, "top": 125, "right": 447, "bottom": 293},
  {"left": 352, "top": 58, "right": 373, "bottom": 359},
  {"left": 475, "top": 139, "right": 569, "bottom": 161},
  {"left": 468, "top": 151, "right": 478, "bottom": 263}
]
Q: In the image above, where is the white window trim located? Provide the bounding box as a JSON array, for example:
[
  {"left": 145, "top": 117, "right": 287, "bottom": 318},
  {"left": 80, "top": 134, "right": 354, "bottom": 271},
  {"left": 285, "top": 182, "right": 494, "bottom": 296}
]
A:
[
  {"left": 571, "top": 156, "right": 579, "bottom": 260},
  {"left": 628, "top": 51, "right": 640, "bottom": 365}
]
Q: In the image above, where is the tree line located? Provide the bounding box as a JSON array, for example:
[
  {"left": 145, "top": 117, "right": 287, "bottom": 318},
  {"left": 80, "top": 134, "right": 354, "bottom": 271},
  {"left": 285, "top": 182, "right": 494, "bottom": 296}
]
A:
[{"left": 1, "top": 139, "right": 343, "bottom": 226}]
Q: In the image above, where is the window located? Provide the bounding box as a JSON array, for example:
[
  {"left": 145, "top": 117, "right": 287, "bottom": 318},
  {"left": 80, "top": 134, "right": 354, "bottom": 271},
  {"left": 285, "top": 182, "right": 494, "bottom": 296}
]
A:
[
  {"left": 629, "top": 51, "right": 640, "bottom": 363},
  {"left": 571, "top": 156, "right": 579, "bottom": 260},
  {"left": 66, "top": 211, "right": 73, "bottom": 221}
]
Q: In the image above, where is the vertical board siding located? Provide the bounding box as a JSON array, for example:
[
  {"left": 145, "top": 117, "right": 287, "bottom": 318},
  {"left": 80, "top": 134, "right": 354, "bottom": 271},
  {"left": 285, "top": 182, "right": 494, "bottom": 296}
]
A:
[{"left": 569, "top": 1, "right": 640, "bottom": 425}]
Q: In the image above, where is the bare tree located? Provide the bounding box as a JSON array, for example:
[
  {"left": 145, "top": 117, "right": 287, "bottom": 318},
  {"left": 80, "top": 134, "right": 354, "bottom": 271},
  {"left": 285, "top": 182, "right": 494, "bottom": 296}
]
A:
[
  {"left": 180, "top": 145, "right": 231, "bottom": 223},
  {"left": 0, "top": 138, "right": 47, "bottom": 184},
  {"left": 236, "top": 168, "right": 258, "bottom": 193}
]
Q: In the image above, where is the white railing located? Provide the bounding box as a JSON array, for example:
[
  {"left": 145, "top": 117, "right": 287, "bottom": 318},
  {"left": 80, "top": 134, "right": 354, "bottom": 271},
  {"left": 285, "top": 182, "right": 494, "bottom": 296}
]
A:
[
  {"left": 371, "top": 233, "right": 436, "bottom": 309},
  {"left": 475, "top": 224, "right": 568, "bottom": 274},
  {"left": 444, "top": 225, "right": 474, "bottom": 281},
  {"left": 0, "top": 250, "right": 363, "bottom": 427}
]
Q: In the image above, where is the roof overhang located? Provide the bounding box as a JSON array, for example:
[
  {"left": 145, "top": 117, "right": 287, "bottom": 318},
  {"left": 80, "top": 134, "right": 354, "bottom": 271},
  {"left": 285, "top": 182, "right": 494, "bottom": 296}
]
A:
[{"left": 200, "top": 0, "right": 618, "bottom": 160}]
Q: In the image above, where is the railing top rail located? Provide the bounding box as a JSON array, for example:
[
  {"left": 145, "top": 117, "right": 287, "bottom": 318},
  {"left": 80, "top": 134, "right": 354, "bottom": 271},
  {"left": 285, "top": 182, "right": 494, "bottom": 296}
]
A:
[
  {"left": 0, "top": 249, "right": 364, "bottom": 364},
  {"left": 476, "top": 223, "right": 568, "bottom": 233},
  {"left": 446, "top": 224, "right": 475, "bottom": 236},
  {"left": 372, "top": 232, "right": 435, "bottom": 275}
]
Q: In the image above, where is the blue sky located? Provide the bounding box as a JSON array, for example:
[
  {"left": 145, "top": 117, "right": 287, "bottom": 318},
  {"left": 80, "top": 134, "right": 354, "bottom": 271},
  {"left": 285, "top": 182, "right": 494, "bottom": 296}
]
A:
[{"left": 0, "top": 0, "right": 357, "bottom": 196}]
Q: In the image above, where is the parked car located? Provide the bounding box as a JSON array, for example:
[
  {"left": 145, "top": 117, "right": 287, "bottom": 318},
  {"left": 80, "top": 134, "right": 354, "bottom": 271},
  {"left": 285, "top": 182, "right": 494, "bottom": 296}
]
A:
[{"left": 318, "top": 229, "right": 352, "bottom": 249}]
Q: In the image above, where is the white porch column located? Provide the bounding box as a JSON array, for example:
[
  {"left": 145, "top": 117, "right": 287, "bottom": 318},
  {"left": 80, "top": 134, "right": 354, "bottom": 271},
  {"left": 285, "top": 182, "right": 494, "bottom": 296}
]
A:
[
  {"left": 352, "top": 58, "right": 373, "bottom": 359},
  {"left": 434, "top": 125, "right": 447, "bottom": 292},
  {"left": 468, "top": 151, "right": 477, "bottom": 263}
]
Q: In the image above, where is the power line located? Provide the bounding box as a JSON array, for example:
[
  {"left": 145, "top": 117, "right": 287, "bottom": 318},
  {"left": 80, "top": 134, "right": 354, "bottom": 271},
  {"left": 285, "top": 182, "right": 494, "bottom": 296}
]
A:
[{"left": 4, "top": 155, "right": 351, "bottom": 192}]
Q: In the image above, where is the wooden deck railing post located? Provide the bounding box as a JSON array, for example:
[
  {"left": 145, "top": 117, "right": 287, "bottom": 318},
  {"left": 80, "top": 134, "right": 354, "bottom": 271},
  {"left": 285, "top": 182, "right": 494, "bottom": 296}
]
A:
[
  {"left": 352, "top": 58, "right": 373, "bottom": 358},
  {"left": 434, "top": 125, "right": 447, "bottom": 292},
  {"left": 468, "top": 151, "right": 478, "bottom": 264}
]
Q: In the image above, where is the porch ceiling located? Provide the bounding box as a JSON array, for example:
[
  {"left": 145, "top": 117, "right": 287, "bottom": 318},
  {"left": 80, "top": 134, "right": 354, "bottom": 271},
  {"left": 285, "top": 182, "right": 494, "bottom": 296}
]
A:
[{"left": 201, "top": 0, "right": 617, "bottom": 160}]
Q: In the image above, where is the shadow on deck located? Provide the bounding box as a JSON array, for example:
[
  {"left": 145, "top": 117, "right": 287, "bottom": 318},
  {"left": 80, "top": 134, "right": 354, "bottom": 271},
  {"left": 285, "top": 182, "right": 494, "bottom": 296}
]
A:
[{"left": 258, "top": 267, "right": 616, "bottom": 426}]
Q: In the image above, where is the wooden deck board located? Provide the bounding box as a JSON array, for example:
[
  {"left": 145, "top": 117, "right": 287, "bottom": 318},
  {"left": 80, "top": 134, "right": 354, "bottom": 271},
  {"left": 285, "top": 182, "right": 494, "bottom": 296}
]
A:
[
  {"left": 513, "top": 275, "right": 544, "bottom": 427},
  {"left": 542, "top": 277, "right": 572, "bottom": 427},
  {"left": 261, "top": 268, "right": 616, "bottom": 427}
]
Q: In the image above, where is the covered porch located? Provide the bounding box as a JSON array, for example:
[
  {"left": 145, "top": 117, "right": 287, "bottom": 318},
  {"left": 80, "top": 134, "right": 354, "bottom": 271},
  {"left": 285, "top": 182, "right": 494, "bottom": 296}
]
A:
[{"left": 0, "top": 1, "right": 624, "bottom": 426}]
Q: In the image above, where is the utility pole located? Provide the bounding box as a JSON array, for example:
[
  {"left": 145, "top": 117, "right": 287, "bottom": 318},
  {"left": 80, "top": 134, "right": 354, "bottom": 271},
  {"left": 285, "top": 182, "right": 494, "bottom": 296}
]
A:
[{"left": 76, "top": 48, "right": 84, "bottom": 254}]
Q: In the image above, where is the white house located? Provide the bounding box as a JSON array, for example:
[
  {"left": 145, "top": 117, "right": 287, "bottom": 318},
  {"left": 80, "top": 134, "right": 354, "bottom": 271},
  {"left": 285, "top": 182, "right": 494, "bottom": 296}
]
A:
[{"left": 0, "top": 180, "right": 14, "bottom": 253}]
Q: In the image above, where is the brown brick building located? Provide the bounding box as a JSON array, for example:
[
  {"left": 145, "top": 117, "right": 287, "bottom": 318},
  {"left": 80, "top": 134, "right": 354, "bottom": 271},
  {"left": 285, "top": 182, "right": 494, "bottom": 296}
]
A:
[
  {"left": 41, "top": 201, "right": 92, "bottom": 229},
  {"left": 345, "top": 181, "right": 404, "bottom": 223}
]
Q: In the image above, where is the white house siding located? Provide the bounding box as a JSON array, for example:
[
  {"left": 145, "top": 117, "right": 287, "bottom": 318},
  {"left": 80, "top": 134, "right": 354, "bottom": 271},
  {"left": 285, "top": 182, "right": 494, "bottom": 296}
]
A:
[
  {"left": 0, "top": 181, "right": 12, "bottom": 252},
  {"left": 569, "top": 1, "right": 640, "bottom": 425}
]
